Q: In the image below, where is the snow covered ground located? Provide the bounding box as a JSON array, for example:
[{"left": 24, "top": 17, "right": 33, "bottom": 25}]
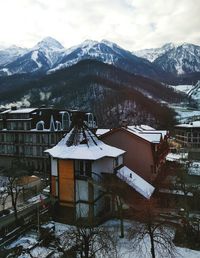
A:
[
  {"left": 166, "top": 152, "right": 188, "bottom": 162},
  {"left": 104, "top": 220, "right": 200, "bottom": 258},
  {"left": 170, "top": 85, "right": 194, "bottom": 94},
  {"left": 188, "top": 161, "right": 200, "bottom": 176},
  {"left": 170, "top": 104, "right": 200, "bottom": 123},
  {"left": 4, "top": 220, "right": 200, "bottom": 258}
]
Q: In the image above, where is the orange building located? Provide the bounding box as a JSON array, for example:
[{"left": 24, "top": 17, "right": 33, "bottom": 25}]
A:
[
  {"left": 46, "top": 114, "right": 155, "bottom": 223},
  {"left": 45, "top": 112, "right": 126, "bottom": 223}
]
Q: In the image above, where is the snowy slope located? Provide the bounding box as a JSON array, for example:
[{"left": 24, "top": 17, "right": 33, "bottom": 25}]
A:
[
  {"left": 49, "top": 39, "right": 162, "bottom": 79},
  {"left": 154, "top": 43, "right": 200, "bottom": 75},
  {"left": 170, "top": 84, "right": 194, "bottom": 94},
  {"left": 0, "top": 37, "right": 65, "bottom": 75},
  {"left": 134, "top": 43, "right": 175, "bottom": 62},
  {"left": 135, "top": 43, "right": 200, "bottom": 76},
  {"left": 1, "top": 38, "right": 200, "bottom": 79},
  {"left": 188, "top": 80, "right": 200, "bottom": 102},
  {"left": 0, "top": 45, "right": 28, "bottom": 66},
  {"left": 33, "top": 36, "right": 65, "bottom": 67}
]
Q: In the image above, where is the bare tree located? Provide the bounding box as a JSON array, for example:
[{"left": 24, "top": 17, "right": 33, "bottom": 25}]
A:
[
  {"left": 0, "top": 188, "right": 9, "bottom": 211},
  {"left": 57, "top": 223, "right": 118, "bottom": 258},
  {"left": 128, "top": 199, "right": 177, "bottom": 258},
  {"left": 102, "top": 174, "right": 126, "bottom": 238},
  {"left": 2, "top": 160, "right": 31, "bottom": 221}
]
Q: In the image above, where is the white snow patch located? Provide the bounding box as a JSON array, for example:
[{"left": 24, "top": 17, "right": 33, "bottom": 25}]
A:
[
  {"left": 39, "top": 91, "right": 51, "bottom": 101},
  {"left": 188, "top": 161, "right": 200, "bottom": 176},
  {"left": 170, "top": 84, "right": 194, "bottom": 94},
  {"left": 96, "top": 129, "right": 110, "bottom": 136},
  {"left": 117, "top": 166, "right": 155, "bottom": 199},
  {"left": 31, "top": 51, "right": 42, "bottom": 68},
  {"left": 166, "top": 152, "right": 188, "bottom": 162},
  {"left": 0, "top": 68, "right": 11, "bottom": 75},
  {"left": 0, "top": 95, "right": 31, "bottom": 109}
]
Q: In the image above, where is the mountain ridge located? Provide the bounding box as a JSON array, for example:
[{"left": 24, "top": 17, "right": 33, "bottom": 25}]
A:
[{"left": 0, "top": 37, "right": 200, "bottom": 85}]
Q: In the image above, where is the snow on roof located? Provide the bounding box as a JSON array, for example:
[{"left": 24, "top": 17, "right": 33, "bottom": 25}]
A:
[
  {"left": 159, "top": 188, "right": 193, "bottom": 196},
  {"left": 142, "top": 130, "right": 167, "bottom": 138},
  {"left": 96, "top": 129, "right": 110, "bottom": 136},
  {"left": 0, "top": 109, "right": 10, "bottom": 114},
  {"left": 1, "top": 108, "right": 37, "bottom": 114},
  {"left": 45, "top": 128, "right": 125, "bottom": 160},
  {"left": 176, "top": 121, "right": 200, "bottom": 128},
  {"left": 127, "top": 125, "right": 167, "bottom": 137},
  {"left": 166, "top": 152, "right": 188, "bottom": 162},
  {"left": 126, "top": 125, "right": 168, "bottom": 143},
  {"left": 127, "top": 129, "right": 162, "bottom": 143},
  {"left": 117, "top": 166, "right": 155, "bottom": 199},
  {"left": 139, "top": 124, "right": 156, "bottom": 130},
  {"left": 128, "top": 125, "right": 155, "bottom": 131},
  {"left": 98, "top": 125, "right": 167, "bottom": 143},
  {"left": 9, "top": 108, "right": 37, "bottom": 114}
]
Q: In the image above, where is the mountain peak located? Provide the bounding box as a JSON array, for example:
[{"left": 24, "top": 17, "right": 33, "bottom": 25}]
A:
[
  {"left": 162, "top": 42, "right": 175, "bottom": 50},
  {"left": 101, "top": 39, "right": 117, "bottom": 48},
  {"left": 80, "top": 39, "right": 99, "bottom": 48},
  {"left": 34, "top": 37, "right": 64, "bottom": 50}
]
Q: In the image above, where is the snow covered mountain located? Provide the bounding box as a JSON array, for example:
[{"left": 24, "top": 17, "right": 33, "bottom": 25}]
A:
[
  {"left": 154, "top": 43, "right": 200, "bottom": 75},
  {"left": 0, "top": 37, "right": 65, "bottom": 76},
  {"left": 49, "top": 39, "right": 163, "bottom": 79},
  {"left": 33, "top": 37, "right": 65, "bottom": 66},
  {"left": 0, "top": 38, "right": 164, "bottom": 79},
  {"left": 0, "top": 45, "right": 28, "bottom": 67},
  {"left": 135, "top": 43, "right": 200, "bottom": 76},
  {"left": 134, "top": 43, "right": 175, "bottom": 62},
  {"left": 0, "top": 37, "right": 200, "bottom": 82}
]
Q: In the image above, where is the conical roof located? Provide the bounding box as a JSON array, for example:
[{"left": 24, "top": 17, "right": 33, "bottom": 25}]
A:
[{"left": 45, "top": 111, "right": 125, "bottom": 160}]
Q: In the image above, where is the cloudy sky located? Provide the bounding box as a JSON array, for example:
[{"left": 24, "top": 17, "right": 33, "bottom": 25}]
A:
[{"left": 0, "top": 0, "right": 199, "bottom": 50}]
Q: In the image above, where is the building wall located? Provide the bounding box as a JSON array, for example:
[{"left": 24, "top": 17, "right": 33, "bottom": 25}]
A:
[
  {"left": 76, "top": 180, "right": 89, "bottom": 218},
  {"left": 175, "top": 127, "right": 200, "bottom": 149},
  {"left": 92, "top": 157, "right": 114, "bottom": 174},
  {"left": 51, "top": 158, "right": 58, "bottom": 176},
  {"left": 92, "top": 155, "right": 123, "bottom": 174},
  {"left": 50, "top": 155, "right": 118, "bottom": 221},
  {"left": 58, "top": 159, "right": 74, "bottom": 206},
  {"left": 102, "top": 130, "right": 155, "bottom": 182},
  {"left": 76, "top": 180, "right": 88, "bottom": 201}
]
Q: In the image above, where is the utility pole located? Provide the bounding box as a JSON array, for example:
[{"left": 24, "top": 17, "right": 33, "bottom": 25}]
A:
[{"left": 37, "top": 201, "right": 40, "bottom": 239}]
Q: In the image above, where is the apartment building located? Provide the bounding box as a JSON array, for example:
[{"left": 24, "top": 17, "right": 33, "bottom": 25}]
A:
[
  {"left": 175, "top": 121, "right": 200, "bottom": 150},
  {"left": 0, "top": 107, "right": 96, "bottom": 176}
]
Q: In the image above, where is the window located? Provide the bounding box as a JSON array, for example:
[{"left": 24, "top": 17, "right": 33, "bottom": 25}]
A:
[
  {"left": 114, "top": 157, "right": 119, "bottom": 167},
  {"left": 0, "top": 145, "right": 5, "bottom": 154},
  {"left": 18, "top": 121, "right": 24, "bottom": 130},
  {"left": 25, "top": 146, "right": 33, "bottom": 156},
  {"left": 50, "top": 134, "right": 55, "bottom": 144},
  {"left": 75, "top": 160, "right": 92, "bottom": 177},
  {"left": 36, "top": 146, "right": 41, "bottom": 157},
  {"left": 36, "top": 121, "right": 44, "bottom": 131},
  {"left": 0, "top": 134, "right": 4, "bottom": 142},
  {"left": 193, "top": 132, "right": 198, "bottom": 137},
  {"left": 36, "top": 134, "right": 41, "bottom": 143},
  {"left": 11, "top": 122, "right": 17, "bottom": 130},
  {"left": 62, "top": 112, "right": 71, "bottom": 130},
  {"left": 56, "top": 121, "right": 62, "bottom": 131}
]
